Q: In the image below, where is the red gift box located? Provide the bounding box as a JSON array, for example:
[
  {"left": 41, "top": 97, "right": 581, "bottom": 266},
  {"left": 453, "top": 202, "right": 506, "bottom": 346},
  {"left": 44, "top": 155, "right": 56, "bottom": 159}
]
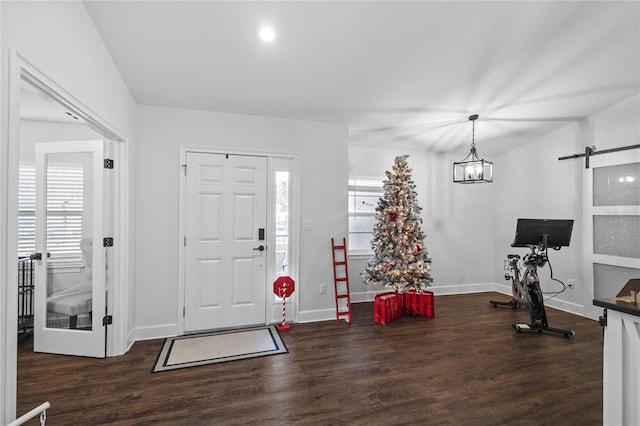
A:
[
  {"left": 374, "top": 292, "right": 403, "bottom": 324},
  {"left": 402, "top": 290, "right": 435, "bottom": 318}
]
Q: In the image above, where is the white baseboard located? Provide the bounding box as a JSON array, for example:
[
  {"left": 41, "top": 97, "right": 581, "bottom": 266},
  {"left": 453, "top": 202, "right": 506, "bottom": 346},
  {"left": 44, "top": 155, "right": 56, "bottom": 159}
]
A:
[
  {"left": 126, "top": 328, "right": 137, "bottom": 351},
  {"left": 349, "top": 289, "right": 386, "bottom": 303},
  {"left": 539, "top": 297, "right": 584, "bottom": 316},
  {"left": 492, "top": 281, "right": 584, "bottom": 316},
  {"left": 431, "top": 282, "right": 496, "bottom": 295},
  {"left": 494, "top": 282, "right": 512, "bottom": 295},
  {"left": 130, "top": 283, "right": 585, "bottom": 342},
  {"left": 298, "top": 283, "right": 498, "bottom": 323},
  {"left": 133, "top": 323, "right": 178, "bottom": 341},
  {"left": 298, "top": 308, "right": 335, "bottom": 323}
]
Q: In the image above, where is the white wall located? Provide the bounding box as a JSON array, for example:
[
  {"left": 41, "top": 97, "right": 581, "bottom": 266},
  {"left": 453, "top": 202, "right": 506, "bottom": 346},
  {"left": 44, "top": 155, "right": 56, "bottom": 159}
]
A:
[
  {"left": 494, "top": 93, "right": 640, "bottom": 315},
  {"left": 134, "top": 105, "right": 348, "bottom": 338},
  {"left": 493, "top": 124, "right": 584, "bottom": 312},
  {"left": 349, "top": 93, "right": 639, "bottom": 315},
  {"left": 19, "top": 120, "right": 102, "bottom": 161},
  {"left": 347, "top": 147, "right": 496, "bottom": 299},
  {"left": 587, "top": 94, "right": 639, "bottom": 153},
  {"left": 1, "top": 2, "right": 133, "bottom": 135},
  {"left": 0, "top": 2, "right": 135, "bottom": 422}
]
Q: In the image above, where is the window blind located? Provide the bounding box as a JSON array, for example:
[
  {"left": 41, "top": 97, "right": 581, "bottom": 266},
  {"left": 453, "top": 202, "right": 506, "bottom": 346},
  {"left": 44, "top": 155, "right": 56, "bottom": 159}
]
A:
[{"left": 18, "top": 164, "right": 84, "bottom": 263}]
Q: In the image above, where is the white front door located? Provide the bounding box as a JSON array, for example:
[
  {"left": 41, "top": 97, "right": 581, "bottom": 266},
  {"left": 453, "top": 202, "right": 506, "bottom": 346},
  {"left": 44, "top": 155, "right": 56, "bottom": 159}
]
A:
[
  {"left": 33, "top": 140, "right": 112, "bottom": 358},
  {"left": 184, "top": 152, "right": 267, "bottom": 331}
]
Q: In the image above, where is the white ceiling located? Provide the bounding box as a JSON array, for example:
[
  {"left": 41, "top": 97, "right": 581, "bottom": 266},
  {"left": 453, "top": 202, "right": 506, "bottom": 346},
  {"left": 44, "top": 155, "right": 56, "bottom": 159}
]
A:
[{"left": 84, "top": 1, "right": 640, "bottom": 155}]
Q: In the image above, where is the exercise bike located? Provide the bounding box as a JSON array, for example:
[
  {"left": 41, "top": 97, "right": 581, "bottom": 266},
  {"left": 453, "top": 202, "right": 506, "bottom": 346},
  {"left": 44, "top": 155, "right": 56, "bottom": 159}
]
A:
[
  {"left": 510, "top": 218, "right": 575, "bottom": 338},
  {"left": 490, "top": 254, "right": 526, "bottom": 309}
]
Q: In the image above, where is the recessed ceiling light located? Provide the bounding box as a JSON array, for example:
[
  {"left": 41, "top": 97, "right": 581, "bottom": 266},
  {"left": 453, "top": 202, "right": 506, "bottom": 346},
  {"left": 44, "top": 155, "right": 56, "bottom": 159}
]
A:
[{"left": 259, "top": 26, "right": 275, "bottom": 42}]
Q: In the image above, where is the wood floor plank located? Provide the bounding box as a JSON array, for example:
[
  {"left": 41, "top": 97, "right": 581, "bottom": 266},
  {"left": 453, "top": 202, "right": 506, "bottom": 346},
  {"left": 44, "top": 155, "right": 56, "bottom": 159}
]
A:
[{"left": 17, "top": 293, "right": 603, "bottom": 425}]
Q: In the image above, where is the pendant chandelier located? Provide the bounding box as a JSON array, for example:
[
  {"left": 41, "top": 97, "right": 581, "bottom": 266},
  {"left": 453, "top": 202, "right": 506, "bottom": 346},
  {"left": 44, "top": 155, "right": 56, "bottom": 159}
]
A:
[{"left": 453, "top": 114, "right": 493, "bottom": 183}]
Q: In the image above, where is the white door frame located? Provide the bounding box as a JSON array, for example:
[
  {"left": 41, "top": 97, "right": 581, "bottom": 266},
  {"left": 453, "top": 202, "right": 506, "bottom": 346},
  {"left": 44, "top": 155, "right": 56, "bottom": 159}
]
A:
[
  {"left": 178, "top": 147, "right": 299, "bottom": 335},
  {"left": 2, "top": 50, "right": 129, "bottom": 422}
]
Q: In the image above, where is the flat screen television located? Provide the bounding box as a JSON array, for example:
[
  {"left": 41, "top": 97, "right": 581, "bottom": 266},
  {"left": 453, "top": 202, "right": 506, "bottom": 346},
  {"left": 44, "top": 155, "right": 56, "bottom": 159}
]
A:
[{"left": 511, "top": 218, "right": 574, "bottom": 249}]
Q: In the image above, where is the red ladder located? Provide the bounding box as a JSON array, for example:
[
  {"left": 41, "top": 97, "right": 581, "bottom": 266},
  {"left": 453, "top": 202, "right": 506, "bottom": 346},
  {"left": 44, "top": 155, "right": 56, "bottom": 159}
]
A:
[{"left": 331, "top": 237, "right": 352, "bottom": 325}]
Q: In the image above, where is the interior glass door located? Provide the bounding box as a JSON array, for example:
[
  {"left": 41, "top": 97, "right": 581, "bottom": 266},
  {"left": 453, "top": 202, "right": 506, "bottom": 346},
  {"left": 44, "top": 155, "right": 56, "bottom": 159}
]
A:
[
  {"left": 584, "top": 151, "right": 640, "bottom": 319},
  {"left": 33, "top": 140, "right": 110, "bottom": 358}
]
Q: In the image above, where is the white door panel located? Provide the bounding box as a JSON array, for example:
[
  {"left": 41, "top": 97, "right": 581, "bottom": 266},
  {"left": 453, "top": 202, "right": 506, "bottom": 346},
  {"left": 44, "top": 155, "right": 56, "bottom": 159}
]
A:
[
  {"left": 585, "top": 151, "right": 640, "bottom": 320},
  {"left": 185, "top": 153, "right": 267, "bottom": 331},
  {"left": 33, "top": 140, "right": 111, "bottom": 358}
]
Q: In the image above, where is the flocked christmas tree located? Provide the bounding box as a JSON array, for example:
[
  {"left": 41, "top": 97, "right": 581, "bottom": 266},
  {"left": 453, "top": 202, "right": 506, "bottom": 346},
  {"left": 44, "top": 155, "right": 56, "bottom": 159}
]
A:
[{"left": 362, "top": 155, "right": 433, "bottom": 292}]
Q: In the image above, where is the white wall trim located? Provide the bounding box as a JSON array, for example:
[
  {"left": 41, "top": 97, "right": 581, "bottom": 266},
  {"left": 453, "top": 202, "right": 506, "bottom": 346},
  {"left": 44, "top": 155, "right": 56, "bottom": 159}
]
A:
[
  {"left": 133, "top": 324, "right": 179, "bottom": 342},
  {"left": 126, "top": 328, "right": 136, "bottom": 351},
  {"left": 127, "top": 282, "right": 588, "bottom": 336},
  {"left": 350, "top": 289, "right": 385, "bottom": 303},
  {"left": 299, "top": 283, "right": 499, "bottom": 324},
  {"left": 495, "top": 281, "right": 585, "bottom": 316},
  {"left": 298, "top": 308, "right": 336, "bottom": 323},
  {"left": 543, "top": 298, "right": 585, "bottom": 317},
  {"left": 3, "top": 49, "right": 129, "bottom": 423},
  {"left": 1, "top": 44, "right": 18, "bottom": 426},
  {"left": 291, "top": 281, "right": 586, "bottom": 325},
  {"left": 493, "top": 281, "right": 513, "bottom": 295},
  {"left": 432, "top": 282, "right": 497, "bottom": 295}
]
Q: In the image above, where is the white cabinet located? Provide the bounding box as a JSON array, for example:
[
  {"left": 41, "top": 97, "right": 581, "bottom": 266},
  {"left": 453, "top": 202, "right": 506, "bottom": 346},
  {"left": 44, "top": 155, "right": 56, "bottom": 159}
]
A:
[{"left": 595, "top": 300, "right": 640, "bottom": 426}]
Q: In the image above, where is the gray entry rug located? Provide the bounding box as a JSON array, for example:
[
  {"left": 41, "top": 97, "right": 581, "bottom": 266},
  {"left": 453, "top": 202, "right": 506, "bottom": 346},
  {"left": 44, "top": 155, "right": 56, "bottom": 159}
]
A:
[{"left": 153, "top": 325, "right": 287, "bottom": 372}]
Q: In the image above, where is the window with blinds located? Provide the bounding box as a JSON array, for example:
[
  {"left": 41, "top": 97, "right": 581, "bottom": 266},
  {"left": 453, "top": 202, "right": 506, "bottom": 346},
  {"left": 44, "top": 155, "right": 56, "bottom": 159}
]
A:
[
  {"left": 348, "top": 177, "right": 384, "bottom": 253},
  {"left": 18, "top": 163, "right": 84, "bottom": 264}
]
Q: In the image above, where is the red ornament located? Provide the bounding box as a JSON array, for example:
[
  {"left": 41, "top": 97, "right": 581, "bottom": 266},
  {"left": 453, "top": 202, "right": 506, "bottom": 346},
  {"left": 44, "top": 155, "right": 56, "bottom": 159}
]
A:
[{"left": 389, "top": 212, "right": 397, "bottom": 222}]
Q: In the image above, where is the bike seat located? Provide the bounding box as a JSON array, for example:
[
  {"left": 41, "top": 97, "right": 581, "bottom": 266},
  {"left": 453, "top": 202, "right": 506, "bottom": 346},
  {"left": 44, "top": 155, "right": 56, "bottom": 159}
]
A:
[{"left": 507, "top": 254, "right": 521, "bottom": 260}]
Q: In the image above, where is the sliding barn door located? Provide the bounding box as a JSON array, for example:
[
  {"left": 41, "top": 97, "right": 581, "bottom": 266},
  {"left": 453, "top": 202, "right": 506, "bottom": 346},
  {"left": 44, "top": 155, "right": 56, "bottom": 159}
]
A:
[{"left": 584, "top": 150, "right": 640, "bottom": 320}]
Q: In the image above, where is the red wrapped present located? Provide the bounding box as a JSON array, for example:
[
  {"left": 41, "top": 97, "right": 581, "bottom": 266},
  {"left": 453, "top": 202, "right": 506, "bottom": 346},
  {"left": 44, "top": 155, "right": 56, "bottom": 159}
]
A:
[
  {"left": 374, "top": 292, "right": 403, "bottom": 324},
  {"left": 402, "top": 290, "right": 435, "bottom": 318}
]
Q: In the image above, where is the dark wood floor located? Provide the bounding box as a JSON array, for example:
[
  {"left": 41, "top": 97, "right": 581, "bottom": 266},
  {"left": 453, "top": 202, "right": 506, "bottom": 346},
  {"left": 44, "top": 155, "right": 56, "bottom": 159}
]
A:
[{"left": 17, "top": 292, "right": 603, "bottom": 425}]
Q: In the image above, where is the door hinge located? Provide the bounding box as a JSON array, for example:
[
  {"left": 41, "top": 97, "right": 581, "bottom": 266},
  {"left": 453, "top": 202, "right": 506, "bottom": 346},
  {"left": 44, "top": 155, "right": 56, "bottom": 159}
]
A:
[
  {"left": 183, "top": 306, "right": 186, "bottom": 317},
  {"left": 103, "top": 315, "right": 113, "bottom": 326},
  {"left": 103, "top": 237, "right": 114, "bottom": 247},
  {"left": 184, "top": 236, "right": 186, "bottom": 246},
  {"left": 182, "top": 164, "right": 187, "bottom": 176},
  {"left": 599, "top": 309, "right": 607, "bottom": 327},
  {"left": 104, "top": 158, "right": 114, "bottom": 169}
]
